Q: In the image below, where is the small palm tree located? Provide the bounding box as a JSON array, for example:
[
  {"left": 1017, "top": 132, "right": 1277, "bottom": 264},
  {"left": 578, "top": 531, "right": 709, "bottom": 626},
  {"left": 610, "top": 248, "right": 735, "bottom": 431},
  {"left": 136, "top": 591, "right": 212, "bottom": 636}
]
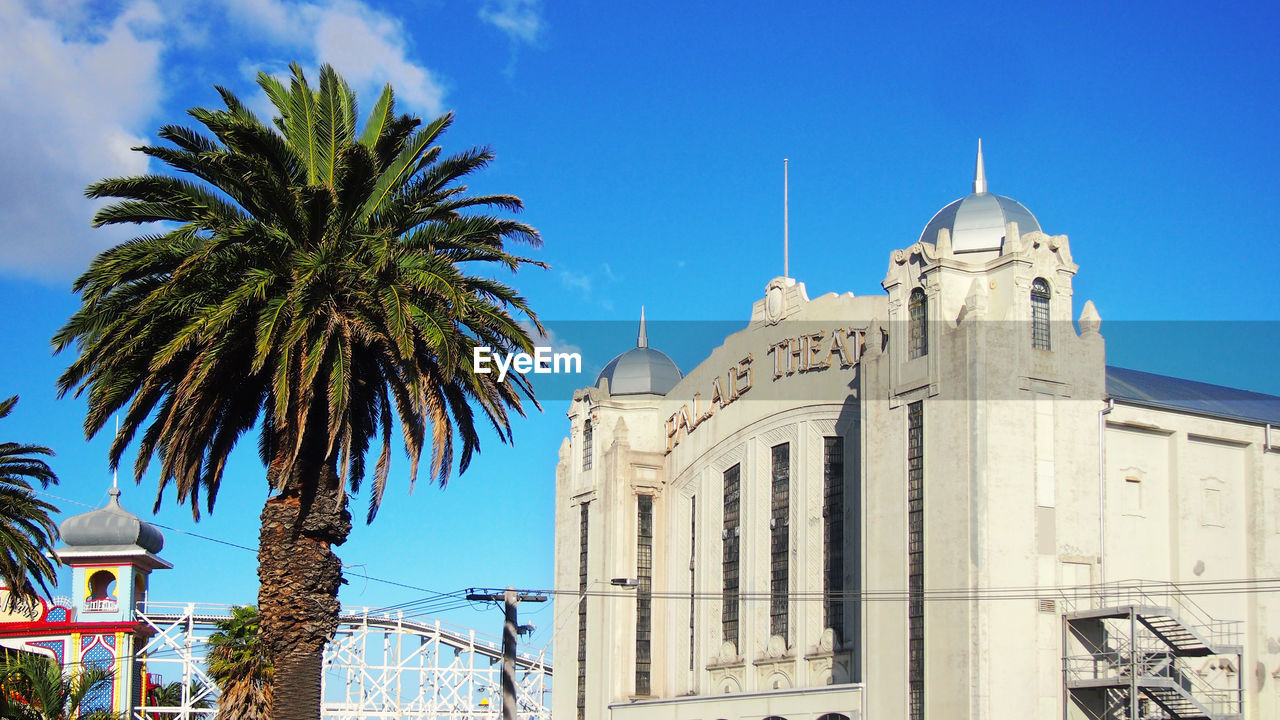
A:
[
  {"left": 0, "top": 396, "right": 60, "bottom": 613},
  {"left": 146, "top": 679, "right": 211, "bottom": 720},
  {"left": 0, "top": 653, "right": 113, "bottom": 720},
  {"left": 206, "top": 605, "right": 271, "bottom": 720}
]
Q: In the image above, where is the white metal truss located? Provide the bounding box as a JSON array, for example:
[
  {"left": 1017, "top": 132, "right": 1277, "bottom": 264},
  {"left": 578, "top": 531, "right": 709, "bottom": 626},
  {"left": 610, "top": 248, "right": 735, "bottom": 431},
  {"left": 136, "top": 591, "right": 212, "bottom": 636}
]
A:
[{"left": 133, "top": 602, "right": 551, "bottom": 720}]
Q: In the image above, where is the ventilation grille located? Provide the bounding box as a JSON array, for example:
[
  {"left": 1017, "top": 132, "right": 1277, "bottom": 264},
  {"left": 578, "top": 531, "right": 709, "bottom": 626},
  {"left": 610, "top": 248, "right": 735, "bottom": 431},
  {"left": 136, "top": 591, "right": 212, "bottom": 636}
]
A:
[{"left": 1038, "top": 599, "right": 1057, "bottom": 614}]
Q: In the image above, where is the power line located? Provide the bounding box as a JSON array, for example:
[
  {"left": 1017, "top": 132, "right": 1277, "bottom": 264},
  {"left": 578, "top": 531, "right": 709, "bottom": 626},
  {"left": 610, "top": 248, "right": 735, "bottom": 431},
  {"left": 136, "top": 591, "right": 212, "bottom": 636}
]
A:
[
  {"left": 503, "top": 577, "right": 1280, "bottom": 604},
  {"left": 34, "top": 488, "right": 468, "bottom": 605}
]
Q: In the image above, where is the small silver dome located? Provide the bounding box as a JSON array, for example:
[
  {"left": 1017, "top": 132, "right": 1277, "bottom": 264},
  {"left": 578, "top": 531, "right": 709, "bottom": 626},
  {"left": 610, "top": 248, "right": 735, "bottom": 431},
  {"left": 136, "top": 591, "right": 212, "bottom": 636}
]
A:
[
  {"left": 918, "top": 140, "right": 1041, "bottom": 253},
  {"left": 595, "top": 309, "right": 683, "bottom": 396},
  {"left": 597, "top": 347, "right": 683, "bottom": 396},
  {"left": 59, "top": 488, "right": 164, "bottom": 554}
]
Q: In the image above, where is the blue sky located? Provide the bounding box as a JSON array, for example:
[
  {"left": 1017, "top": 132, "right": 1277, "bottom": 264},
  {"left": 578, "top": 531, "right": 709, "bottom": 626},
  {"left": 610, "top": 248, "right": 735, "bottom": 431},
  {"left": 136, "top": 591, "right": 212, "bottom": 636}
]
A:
[{"left": 1, "top": 0, "right": 1278, "bottom": 654}]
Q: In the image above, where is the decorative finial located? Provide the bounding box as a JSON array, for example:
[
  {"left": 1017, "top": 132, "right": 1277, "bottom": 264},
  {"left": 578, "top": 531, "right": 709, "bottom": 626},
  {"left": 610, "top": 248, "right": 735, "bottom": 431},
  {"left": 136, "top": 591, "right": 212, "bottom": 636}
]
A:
[
  {"left": 637, "top": 306, "right": 648, "bottom": 348},
  {"left": 112, "top": 415, "right": 119, "bottom": 490},
  {"left": 1079, "top": 300, "right": 1102, "bottom": 335},
  {"left": 973, "top": 138, "right": 987, "bottom": 194}
]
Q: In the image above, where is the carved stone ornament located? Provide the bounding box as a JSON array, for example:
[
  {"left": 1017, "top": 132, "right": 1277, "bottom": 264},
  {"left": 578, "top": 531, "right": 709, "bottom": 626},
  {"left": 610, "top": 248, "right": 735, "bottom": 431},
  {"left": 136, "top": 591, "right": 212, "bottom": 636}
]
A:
[
  {"left": 816, "top": 627, "right": 836, "bottom": 653},
  {"left": 764, "top": 278, "right": 787, "bottom": 325},
  {"left": 764, "top": 633, "right": 787, "bottom": 658},
  {"left": 718, "top": 640, "right": 739, "bottom": 662}
]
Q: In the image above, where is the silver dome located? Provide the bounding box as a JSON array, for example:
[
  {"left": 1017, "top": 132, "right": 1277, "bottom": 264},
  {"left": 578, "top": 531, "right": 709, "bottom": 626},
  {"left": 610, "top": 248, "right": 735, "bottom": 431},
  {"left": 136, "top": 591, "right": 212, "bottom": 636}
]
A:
[
  {"left": 918, "top": 140, "right": 1041, "bottom": 253},
  {"left": 595, "top": 310, "right": 683, "bottom": 396},
  {"left": 59, "top": 488, "right": 164, "bottom": 554}
]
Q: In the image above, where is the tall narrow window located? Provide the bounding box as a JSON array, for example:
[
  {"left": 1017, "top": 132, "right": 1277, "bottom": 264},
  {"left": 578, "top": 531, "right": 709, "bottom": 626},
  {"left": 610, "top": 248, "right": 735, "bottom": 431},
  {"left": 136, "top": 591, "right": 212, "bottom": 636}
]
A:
[
  {"left": 689, "top": 496, "right": 696, "bottom": 672},
  {"left": 722, "top": 464, "right": 741, "bottom": 650},
  {"left": 907, "top": 401, "right": 925, "bottom": 720},
  {"left": 577, "top": 503, "right": 589, "bottom": 720},
  {"left": 582, "top": 419, "right": 593, "bottom": 470},
  {"left": 909, "top": 288, "right": 928, "bottom": 359},
  {"left": 636, "top": 496, "right": 653, "bottom": 695},
  {"left": 1031, "top": 278, "right": 1051, "bottom": 350},
  {"left": 823, "top": 437, "right": 845, "bottom": 637},
  {"left": 770, "top": 443, "right": 790, "bottom": 639}
]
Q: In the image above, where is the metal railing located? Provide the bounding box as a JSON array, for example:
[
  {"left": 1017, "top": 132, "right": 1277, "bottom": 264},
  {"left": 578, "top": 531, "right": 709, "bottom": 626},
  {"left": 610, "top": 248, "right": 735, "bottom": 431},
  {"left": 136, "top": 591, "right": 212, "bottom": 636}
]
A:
[
  {"left": 1066, "top": 653, "right": 1242, "bottom": 716},
  {"left": 83, "top": 598, "right": 119, "bottom": 613},
  {"left": 1057, "top": 580, "right": 1243, "bottom": 650}
]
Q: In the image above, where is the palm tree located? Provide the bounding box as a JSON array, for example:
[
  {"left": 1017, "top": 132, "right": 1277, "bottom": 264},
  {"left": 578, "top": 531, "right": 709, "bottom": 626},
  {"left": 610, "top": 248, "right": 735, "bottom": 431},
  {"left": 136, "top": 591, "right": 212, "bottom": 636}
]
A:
[
  {"left": 146, "top": 679, "right": 212, "bottom": 720},
  {"left": 0, "top": 397, "right": 60, "bottom": 614},
  {"left": 206, "top": 605, "right": 270, "bottom": 720},
  {"left": 53, "top": 64, "right": 543, "bottom": 720},
  {"left": 0, "top": 653, "right": 113, "bottom": 720}
]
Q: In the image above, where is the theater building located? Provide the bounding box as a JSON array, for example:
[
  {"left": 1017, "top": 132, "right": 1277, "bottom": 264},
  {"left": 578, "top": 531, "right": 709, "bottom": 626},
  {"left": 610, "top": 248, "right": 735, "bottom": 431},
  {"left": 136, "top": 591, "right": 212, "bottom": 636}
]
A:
[{"left": 551, "top": 146, "right": 1280, "bottom": 720}]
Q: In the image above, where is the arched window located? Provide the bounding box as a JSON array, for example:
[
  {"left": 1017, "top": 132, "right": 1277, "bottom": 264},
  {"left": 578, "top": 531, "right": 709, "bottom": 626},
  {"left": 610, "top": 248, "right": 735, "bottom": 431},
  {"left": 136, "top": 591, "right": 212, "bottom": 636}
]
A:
[
  {"left": 908, "top": 288, "right": 927, "bottom": 359},
  {"left": 87, "top": 570, "right": 115, "bottom": 601},
  {"left": 1031, "top": 278, "right": 1051, "bottom": 350},
  {"left": 817, "top": 715, "right": 851, "bottom": 720},
  {"left": 85, "top": 569, "right": 118, "bottom": 612}
]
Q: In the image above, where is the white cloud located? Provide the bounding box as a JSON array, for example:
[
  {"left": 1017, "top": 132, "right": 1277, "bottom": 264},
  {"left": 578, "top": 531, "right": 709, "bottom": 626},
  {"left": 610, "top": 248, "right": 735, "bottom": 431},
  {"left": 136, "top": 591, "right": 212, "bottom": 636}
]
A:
[
  {"left": 0, "top": 0, "right": 449, "bottom": 282},
  {"left": 223, "top": 0, "right": 308, "bottom": 44},
  {"left": 478, "top": 0, "right": 544, "bottom": 46},
  {"left": 0, "top": 0, "right": 164, "bottom": 280},
  {"left": 559, "top": 269, "right": 592, "bottom": 294},
  {"left": 313, "top": 7, "right": 444, "bottom": 115},
  {"left": 226, "top": 0, "right": 445, "bottom": 116},
  {"left": 478, "top": 0, "right": 543, "bottom": 76}
]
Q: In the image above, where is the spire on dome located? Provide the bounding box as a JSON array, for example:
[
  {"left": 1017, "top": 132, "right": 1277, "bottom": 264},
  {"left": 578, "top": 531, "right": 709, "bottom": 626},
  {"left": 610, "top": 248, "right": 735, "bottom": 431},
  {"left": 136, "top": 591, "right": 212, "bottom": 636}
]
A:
[
  {"left": 973, "top": 138, "right": 987, "bottom": 194},
  {"left": 596, "top": 306, "right": 682, "bottom": 395}
]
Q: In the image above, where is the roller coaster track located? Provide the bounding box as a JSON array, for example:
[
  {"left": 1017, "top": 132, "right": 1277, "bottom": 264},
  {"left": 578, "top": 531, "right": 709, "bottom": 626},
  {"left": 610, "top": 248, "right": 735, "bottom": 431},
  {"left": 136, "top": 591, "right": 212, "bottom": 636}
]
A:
[{"left": 133, "top": 602, "right": 551, "bottom": 720}]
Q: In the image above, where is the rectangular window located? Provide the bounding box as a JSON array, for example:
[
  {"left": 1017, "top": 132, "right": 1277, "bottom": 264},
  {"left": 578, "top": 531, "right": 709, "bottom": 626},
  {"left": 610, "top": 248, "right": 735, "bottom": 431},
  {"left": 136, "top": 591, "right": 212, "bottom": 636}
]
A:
[
  {"left": 909, "top": 290, "right": 928, "bottom": 359},
  {"left": 1032, "top": 281, "right": 1052, "bottom": 350},
  {"left": 907, "top": 401, "right": 924, "bottom": 720},
  {"left": 636, "top": 496, "right": 653, "bottom": 695},
  {"left": 770, "top": 443, "right": 790, "bottom": 639},
  {"left": 722, "top": 464, "right": 741, "bottom": 651},
  {"left": 823, "top": 436, "right": 845, "bottom": 636},
  {"left": 582, "top": 419, "right": 593, "bottom": 470},
  {"left": 577, "top": 503, "right": 589, "bottom": 720}
]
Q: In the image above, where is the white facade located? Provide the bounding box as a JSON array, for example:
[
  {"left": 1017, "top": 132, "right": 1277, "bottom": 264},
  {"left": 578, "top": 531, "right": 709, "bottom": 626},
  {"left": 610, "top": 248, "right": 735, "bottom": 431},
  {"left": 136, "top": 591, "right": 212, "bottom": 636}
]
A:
[{"left": 552, "top": 149, "right": 1280, "bottom": 720}]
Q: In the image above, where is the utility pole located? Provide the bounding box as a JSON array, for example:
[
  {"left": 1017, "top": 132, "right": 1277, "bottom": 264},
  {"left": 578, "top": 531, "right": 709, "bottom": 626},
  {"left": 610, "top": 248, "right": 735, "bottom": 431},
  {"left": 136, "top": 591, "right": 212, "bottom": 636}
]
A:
[{"left": 466, "top": 587, "right": 548, "bottom": 719}]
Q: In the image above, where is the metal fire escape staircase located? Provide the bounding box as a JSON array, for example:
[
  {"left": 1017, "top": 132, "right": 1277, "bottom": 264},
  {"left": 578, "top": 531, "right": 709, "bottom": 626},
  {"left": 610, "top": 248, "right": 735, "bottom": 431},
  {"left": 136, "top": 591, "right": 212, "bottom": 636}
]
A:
[{"left": 1062, "top": 584, "right": 1243, "bottom": 720}]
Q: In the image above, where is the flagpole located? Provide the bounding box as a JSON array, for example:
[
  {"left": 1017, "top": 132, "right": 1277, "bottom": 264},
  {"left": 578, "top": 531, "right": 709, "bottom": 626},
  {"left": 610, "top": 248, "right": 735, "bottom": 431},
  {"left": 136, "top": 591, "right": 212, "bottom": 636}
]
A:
[{"left": 783, "top": 158, "right": 789, "bottom": 278}]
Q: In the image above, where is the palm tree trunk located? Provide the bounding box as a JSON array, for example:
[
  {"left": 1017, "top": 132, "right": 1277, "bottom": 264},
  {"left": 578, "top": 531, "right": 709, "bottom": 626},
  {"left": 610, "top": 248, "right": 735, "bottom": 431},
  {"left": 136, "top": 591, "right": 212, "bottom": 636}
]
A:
[{"left": 257, "top": 481, "right": 351, "bottom": 720}]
